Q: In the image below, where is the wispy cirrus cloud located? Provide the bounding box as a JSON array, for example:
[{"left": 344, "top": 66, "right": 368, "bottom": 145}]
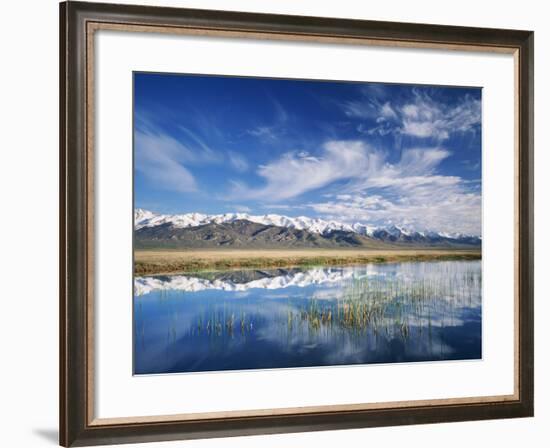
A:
[
  {"left": 134, "top": 73, "right": 481, "bottom": 235},
  {"left": 228, "top": 141, "right": 377, "bottom": 201},
  {"left": 310, "top": 186, "right": 481, "bottom": 236},
  {"left": 227, "top": 138, "right": 480, "bottom": 234},
  {"left": 343, "top": 98, "right": 398, "bottom": 121},
  {"left": 246, "top": 126, "right": 279, "bottom": 141},
  {"left": 304, "top": 143, "right": 481, "bottom": 234},
  {"left": 232, "top": 204, "right": 252, "bottom": 212},
  {"left": 134, "top": 129, "right": 198, "bottom": 192},
  {"left": 227, "top": 141, "right": 456, "bottom": 202},
  {"left": 178, "top": 125, "right": 222, "bottom": 162},
  {"left": 245, "top": 97, "right": 289, "bottom": 142},
  {"left": 227, "top": 150, "right": 249, "bottom": 172},
  {"left": 399, "top": 91, "right": 481, "bottom": 140},
  {"left": 135, "top": 113, "right": 252, "bottom": 192},
  {"left": 345, "top": 88, "right": 481, "bottom": 141}
]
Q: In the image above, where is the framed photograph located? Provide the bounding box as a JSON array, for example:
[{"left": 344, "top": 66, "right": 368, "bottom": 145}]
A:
[{"left": 60, "top": 1, "right": 534, "bottom": 446}]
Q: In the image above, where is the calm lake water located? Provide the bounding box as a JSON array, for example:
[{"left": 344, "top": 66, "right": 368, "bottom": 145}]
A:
[{"left": 133, "top": 260, "right": 481, "bottom": 375}]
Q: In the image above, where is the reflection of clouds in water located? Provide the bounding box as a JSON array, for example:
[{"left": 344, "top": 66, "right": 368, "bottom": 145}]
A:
[
  {"left": 311, "top": 284, "right": 345, "bottom": 301},
  {"left": 261, "top": 293, "right": 298, "bottom": 300},
  {"left": 231, "top": 291, "right": 251, "bottom": 299},
  {"left": 318, "top": 331, "right": 457, "bottom": 365},
  {"left": 248, "top": 298, "right": 471, "bottom": 364},
  {"left": 134, "top": 266, "right": 381, "bottom": 296},
  {"left": 134, "top": 261, "right": 481, "bottom": 373},
  {"left": 135, "top": 261, "right": 480, "bottom": 297}
]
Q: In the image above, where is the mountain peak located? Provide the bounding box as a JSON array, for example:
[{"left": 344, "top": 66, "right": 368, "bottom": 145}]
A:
[{"left": 134, "top": 209, "right": 481, "bottom": 245}]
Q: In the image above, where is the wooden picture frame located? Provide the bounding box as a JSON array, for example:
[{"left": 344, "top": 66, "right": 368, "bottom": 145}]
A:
[{"left": 60, "top": 1, "right": 534, "bottom": 446}]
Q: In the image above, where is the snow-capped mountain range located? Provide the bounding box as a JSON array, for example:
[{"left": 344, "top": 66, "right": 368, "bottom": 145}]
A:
[
  {"left": 135, "top": 209, "right": 481, "bottom": 245},
  {"left": 134, "top": 266, "right": 360, "bottom": 295}
]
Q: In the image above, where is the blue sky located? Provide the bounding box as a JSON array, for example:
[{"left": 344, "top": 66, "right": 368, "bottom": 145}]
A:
[{"left": 134, "top": 73, "right": 482, "bottom": 235}]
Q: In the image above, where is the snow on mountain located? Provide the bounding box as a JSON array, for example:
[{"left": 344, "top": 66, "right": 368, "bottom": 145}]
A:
[
  {"left": 134, "top": 209, "right": 481, "bottom": 242},
  {"left": 351, "top": 222, "right": 378, "bottom": 237},
  {"left": 134, "top": 266, "right": 365, "bottom": 296},
  {"left": 134, "top": 208, "right": 356, "bottom": 235}
]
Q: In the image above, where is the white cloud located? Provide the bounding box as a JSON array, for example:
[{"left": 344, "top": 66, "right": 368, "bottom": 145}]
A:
[
  {"left": 227, "top": 150, "right": 249, "bottom": 172},
  {"left": 229, "top": 140, "right": 377, "bottom": 201},
  {"left": 402, "top": 121, "right": 449, "bottom": 139},
  {"left": 265, "top": 204, "right": 307, "bottom": 211},
  {"left": 245, "top": 97, "right": 289, "bottom": 142},
  {"left": 134, "top": 129, "right": 197, "bottom": 192},
  {"left": 381, "top": 102, "right": 398, "bottom": 119},
  {"left": 400, "top": 92, "right": 481, "bottom": 140},
  {"left": 134, "top": 114, "right": 233, "bottom": 193},
  {"left": 344, "top": 88, "right": 481, "bottom": 141},
  {"left": 178, "top": 125, "right": 221, "bottom": 162},
  {"left": 227, "top": 141, "right": 480, "bottom": 235},
  {"left": 395, "top": 148, "right": 450, "bottom": 175},
  {"left": 343, "top": 98, "right": 388, "bottom": 120},
  {"left": 247, "top": 126, "right": 278, "bottom": 141},
  {"left": 357, "top": 122, "right": 395, "bottom": 136},
  {"left": 233, "top": 205, "right": 252, "bottom": 212},
  {"left": 310, "top": 188, "right": 481, "bottom": 235},
  {"left": 307, "top": 146, "right": 481, "bottom": 235},
  {"left": 398, "top": 92, "right": 481, "bottom": 140}
]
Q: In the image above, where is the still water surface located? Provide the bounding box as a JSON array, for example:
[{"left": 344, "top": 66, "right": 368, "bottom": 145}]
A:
[{"left": 134, "top": 260, "right": 481, "bottom": 374}]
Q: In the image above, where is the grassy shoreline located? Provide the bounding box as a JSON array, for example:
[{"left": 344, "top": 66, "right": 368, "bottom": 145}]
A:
[{"left": 134, "top": 249, "right": 481, "bottom": 276}]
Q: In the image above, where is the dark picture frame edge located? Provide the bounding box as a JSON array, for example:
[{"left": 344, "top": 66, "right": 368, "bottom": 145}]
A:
[{"left": 60, "top": 1, "right": 534, "bottom": 446}]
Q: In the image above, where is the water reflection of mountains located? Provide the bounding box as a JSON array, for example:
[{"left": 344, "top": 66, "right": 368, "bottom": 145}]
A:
[
  {"left": 134, "top": 261, "right": 481, "bottom": 297},
  {"left": 134, "top": 266, "right": 366, "bottom": 296},
  {"left": 134, "top": 261, "right": 482, "bottom": 373},
  {"left": 181, "top": 268, "right": 306, "bottom": 283}
]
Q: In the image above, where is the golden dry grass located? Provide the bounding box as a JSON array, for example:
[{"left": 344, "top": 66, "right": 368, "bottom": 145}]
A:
[{"left": 134, "top": 248, "right": 481, "bottom": 275}]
